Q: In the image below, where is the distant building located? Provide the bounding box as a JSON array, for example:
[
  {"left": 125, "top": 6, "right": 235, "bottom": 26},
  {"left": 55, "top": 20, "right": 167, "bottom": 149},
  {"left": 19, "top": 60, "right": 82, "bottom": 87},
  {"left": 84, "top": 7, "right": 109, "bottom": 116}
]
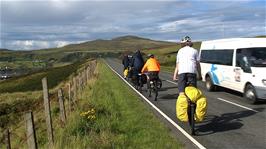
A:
[{"left": 0, "top": 66, "right": 12, "bottom": 80}]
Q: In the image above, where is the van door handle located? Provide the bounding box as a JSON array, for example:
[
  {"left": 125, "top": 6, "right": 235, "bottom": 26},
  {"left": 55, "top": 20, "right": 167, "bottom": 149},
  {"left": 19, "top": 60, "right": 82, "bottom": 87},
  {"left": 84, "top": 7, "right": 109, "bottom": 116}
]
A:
[{"left": 234, "top": 68, "right": 240, "bottom": 72}]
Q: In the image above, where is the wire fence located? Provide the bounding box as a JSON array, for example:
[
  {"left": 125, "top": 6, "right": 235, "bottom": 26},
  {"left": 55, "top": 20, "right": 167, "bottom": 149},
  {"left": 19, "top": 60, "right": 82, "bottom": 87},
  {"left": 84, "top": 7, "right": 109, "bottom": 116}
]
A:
[{"left": 1, "top": 60, "right": 97, "bottom": 149}]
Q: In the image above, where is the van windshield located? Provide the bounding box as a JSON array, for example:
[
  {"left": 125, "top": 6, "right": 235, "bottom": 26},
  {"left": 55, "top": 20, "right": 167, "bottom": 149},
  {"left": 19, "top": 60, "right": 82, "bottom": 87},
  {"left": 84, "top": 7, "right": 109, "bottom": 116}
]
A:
[{"left": 236, "top": 48, "right": 266, "bottom": 67}]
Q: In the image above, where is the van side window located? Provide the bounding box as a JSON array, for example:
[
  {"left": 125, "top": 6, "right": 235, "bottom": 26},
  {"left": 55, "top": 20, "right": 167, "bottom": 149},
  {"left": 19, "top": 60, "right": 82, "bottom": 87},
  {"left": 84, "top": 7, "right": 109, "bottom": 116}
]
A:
[
  {"left": 200, "top": 50, "right": 233, "bottom": 66},
  {"left": 236, "top": 48, "right": 266, "bottom": 68}
]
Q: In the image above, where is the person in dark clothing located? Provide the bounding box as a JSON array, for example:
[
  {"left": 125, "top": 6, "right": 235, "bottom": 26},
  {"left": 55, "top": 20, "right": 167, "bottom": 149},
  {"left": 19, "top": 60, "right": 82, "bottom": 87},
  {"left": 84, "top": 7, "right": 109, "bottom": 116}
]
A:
[
  {"left": 131, "top": 50, "right": 144, "bottom": 86},
  {"left": 122, "top": 54, "right": 129, "bottom": 70},
  {"left": 122, "top": 54, "right": 130, "bottom": 79},
  {"left": 128, "top": 55, "right": 133, "bottom": 68},
  {"left": 132, "top": 50, "right": 144, "bottom": 74}
]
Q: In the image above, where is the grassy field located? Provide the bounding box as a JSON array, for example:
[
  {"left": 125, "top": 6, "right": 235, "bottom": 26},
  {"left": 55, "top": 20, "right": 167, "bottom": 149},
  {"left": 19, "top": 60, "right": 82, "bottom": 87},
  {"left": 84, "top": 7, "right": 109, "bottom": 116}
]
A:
[
  {"left": 54, "top": 61, "right": 183, "bottom": 148},
  {"left": 0, "top": 60, "right": 96, "bottom": 148},
  {"left": 0, "top": 60, "right": 90, "bottom": 130},
  {"left": 0, "top": 61, "right": 84, "bottom": 93}
]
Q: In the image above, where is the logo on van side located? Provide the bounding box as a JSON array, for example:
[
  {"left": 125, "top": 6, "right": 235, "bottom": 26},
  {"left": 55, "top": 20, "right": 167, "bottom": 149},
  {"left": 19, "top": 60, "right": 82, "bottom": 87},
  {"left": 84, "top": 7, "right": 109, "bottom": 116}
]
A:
[{"left": 210, "top": 64, "right": 220, "bottom": 85}]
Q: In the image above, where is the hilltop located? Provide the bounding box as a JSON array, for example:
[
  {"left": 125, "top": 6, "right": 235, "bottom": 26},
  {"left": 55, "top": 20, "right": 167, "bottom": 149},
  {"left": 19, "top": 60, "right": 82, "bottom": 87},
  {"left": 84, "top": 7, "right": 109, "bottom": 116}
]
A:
[
  {"left": 34, "top": 35, "right": 176, "bottom": 54},
  {"left": 0, "top": 48, "right": 12, "bottom": 52}
]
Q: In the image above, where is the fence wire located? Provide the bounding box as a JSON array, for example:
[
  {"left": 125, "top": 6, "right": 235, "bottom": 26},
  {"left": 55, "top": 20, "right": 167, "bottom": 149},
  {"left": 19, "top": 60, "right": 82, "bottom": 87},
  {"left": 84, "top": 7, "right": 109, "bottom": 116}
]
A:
[{"left": 1, "top": 61, "right": 97, "bottom": 148}]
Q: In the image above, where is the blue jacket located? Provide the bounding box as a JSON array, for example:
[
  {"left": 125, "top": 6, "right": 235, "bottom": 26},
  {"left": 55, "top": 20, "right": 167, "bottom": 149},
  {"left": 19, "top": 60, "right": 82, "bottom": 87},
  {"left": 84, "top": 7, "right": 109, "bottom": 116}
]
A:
[{"left": 132, "top": 51, "right": 144, "bottom": 71}]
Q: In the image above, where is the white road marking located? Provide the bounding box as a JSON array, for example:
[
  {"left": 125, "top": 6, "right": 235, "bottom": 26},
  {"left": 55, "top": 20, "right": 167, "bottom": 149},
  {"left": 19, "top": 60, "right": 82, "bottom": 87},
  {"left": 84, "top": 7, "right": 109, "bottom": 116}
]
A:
[
  {"left": 217, "top": 98, "right": 259, "bottom": 113},
  {"left": 166, "top": 79, "right": 259, "bottom": 113},
  {"left": 105, "top": 61, "right": 206, "bottom": 149},
  {"left": 166, "top": 79, "right": 178, "bottom": 85}
]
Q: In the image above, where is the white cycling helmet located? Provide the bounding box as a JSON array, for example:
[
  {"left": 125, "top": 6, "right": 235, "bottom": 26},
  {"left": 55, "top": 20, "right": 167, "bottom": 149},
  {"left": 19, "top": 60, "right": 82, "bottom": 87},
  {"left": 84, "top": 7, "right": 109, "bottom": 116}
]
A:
[
  {"left": 147, "top": 53, "right": 154, "bottom": 58},
  {"left": 180, "top": 36, "right": 192, "bottom": 43}
]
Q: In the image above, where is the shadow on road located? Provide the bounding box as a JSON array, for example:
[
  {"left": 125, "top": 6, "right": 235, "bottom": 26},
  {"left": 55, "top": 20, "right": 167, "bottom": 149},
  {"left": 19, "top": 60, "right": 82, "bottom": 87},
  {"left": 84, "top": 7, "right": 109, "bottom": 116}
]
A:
[
  {"left": 159, "top": 93, "right": 179, "bottom": 100},
  {"left": 159, "top": 86, "right": 178, "bottom": 91},
  {"left": 196, "top": 108, "right": 265, "bottom": 136}
]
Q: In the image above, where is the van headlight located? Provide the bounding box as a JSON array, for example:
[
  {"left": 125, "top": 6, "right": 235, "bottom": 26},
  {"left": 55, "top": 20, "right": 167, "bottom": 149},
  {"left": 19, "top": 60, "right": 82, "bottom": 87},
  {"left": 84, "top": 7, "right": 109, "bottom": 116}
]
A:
[{"left": 262, "top": 79, "right": 266, "bottom": 86}]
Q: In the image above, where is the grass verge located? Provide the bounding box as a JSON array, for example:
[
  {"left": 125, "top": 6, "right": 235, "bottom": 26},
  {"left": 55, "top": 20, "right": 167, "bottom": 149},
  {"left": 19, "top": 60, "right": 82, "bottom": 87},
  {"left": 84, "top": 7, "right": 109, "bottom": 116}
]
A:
[{"left": 55, "top": 61, "right": 183, "bottom": 148}]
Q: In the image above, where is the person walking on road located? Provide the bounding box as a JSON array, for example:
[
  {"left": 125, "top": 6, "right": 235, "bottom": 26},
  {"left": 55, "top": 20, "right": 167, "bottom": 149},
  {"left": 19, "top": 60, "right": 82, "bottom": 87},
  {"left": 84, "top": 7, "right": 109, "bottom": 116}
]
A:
[{"left": 173, "top": 36, "right": 202, "bottom": 94}]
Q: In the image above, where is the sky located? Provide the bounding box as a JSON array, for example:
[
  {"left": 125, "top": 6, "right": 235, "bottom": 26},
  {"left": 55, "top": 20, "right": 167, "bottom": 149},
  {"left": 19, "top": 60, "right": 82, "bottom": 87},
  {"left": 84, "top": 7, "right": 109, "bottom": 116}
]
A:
[{"left": 0, "top": 0, "right": 265, "bottom": 50}]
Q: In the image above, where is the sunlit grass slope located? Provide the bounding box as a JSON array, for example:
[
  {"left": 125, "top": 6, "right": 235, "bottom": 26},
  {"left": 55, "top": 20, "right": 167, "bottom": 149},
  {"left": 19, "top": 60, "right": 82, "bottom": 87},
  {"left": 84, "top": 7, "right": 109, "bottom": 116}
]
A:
[{"left": 55, "top": 62, "right": 183, "bottom": 148}]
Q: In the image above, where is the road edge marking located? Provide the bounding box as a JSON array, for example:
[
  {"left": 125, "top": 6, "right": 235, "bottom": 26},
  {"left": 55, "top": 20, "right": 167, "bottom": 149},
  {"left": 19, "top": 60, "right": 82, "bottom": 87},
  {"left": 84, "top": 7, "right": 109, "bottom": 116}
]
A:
[
  {"left": 105, "top": 62, "right": 206, "bottom": 149},
  {"left": 217, "top": 97, "right": 259, "bottom": 113}
]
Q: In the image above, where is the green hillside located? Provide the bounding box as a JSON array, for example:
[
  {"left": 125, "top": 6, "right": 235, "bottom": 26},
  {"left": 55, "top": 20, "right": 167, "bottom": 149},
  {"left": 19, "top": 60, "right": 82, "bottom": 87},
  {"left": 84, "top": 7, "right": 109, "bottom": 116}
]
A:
[
  {"left": 34, "top": 35, "right": 175, "bottom": 54},
  {"left": 0, "top": 36, "right": 176, "bottom": 71}
]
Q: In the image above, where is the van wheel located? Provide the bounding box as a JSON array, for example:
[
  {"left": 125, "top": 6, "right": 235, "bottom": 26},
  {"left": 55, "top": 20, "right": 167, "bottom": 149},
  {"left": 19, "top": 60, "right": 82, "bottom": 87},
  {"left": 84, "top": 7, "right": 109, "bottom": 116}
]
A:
[
  {"left": 244, "top": 84, "right": 257, "bottom": 104},
  {"left": 206, "top": 76, "right": 215, "bottom": 91}
]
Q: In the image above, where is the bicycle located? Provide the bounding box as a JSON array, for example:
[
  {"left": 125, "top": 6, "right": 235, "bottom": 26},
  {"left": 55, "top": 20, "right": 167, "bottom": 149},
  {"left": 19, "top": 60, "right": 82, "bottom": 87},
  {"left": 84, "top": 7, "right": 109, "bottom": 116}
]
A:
[
  {"left": 185, "top": 81, "right": 197, "bottom": 135},
  {"left": 186, "top": 95, "right": 196, "bottom": 135},
  {"left": 146, "top": 73, "right": 160, "bottom": 101}
]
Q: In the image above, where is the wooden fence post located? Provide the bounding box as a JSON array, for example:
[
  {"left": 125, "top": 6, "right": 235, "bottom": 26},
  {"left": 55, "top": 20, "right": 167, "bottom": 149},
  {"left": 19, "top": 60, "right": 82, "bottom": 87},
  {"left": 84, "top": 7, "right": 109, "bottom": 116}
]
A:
[
  {"left": 83, "top": 70, "right": 87, "bottom": 86},
  {"left": 81, "top": 72, "right": 85, "bottom": 89},
  {"left": 83, "top": 69, "right": 87, "bottom": 85},
  {"left": 58, "top": 88, "right": 66, "bottom": 125},
  {"left": 86, "top": 67, "right": 89, "bottom": 82},
  {"left": 88, "top": 64, "right": 92, "bottom": 77},
  {"left": 73, "top": 77, "right": 77, "bottom": 101},
  {"left": 79, "top": 73, "right": 82, "bottom": 90},
  {"left": 68, "top": 82, "right": 72, "bottom": 112},
  {"left": 42, "top": 77, "right": 54, "bottom": 146},
  {"left": 5, "top": 129, "right": 11, "bottom": 149},
  {"left": 77, "top": 75, "right": 80, "bottom": 91},
  {"left": 25, "top": 112, "right": 37, "bottom": 149}
]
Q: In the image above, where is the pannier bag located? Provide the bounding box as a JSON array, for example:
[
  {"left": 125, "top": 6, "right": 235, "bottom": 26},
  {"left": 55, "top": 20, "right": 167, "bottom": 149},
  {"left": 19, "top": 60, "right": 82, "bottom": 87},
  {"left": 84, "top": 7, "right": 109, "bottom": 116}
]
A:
[
  {"left": 185, "top": 86, "right": 207, "bottom": 122},
  {"left": 185, "top": 86, "right": 202, "bottom": 103},
  {"left": 176, "top": 93, "right": 189, "bottom": 122},
  {"left": 123, "top": 68, "right": 128, "bottom": 78},
  {"left": 195, "top": 97, "right": 207, "bottom": 122}
]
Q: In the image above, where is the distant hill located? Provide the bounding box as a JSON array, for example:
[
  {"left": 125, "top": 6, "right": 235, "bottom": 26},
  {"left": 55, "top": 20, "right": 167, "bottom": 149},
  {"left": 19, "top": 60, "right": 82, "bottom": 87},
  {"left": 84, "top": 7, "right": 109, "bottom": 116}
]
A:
[
  {"left": 0, "top": 48, "right": 12, "bottom": 52},
  {"left": 255, "top": 35, "right": 266, "bottom": 38},
  {"left": 34, "top": 35, "right": 176, "bottom": 54}
]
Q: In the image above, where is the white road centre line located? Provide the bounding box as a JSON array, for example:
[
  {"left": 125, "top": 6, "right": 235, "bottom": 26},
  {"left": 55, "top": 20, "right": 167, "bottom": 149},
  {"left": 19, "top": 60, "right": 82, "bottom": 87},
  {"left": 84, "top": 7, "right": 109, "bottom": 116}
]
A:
[
  {"left": 166, "top": 79, "right": 178, "bottom": 85},
  {"left": 105, "top": 61, "right": 206, "bottom": 149},
  {"left": 166, "top": 79, "right": 259, "bottom": 113},
  {"left": 217, "top": 98, "right": 259, "bottom": 113}
]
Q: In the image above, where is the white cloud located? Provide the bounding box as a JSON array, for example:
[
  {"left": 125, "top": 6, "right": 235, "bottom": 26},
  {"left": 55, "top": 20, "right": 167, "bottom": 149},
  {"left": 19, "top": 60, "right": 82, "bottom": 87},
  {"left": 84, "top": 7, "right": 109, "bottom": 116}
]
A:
[
  {"left": 158, "top": 17, "right": 220, "bottom": 33},
  {"left": 55, "top": 41, "right": 69, "bottom": 48},
  {"left": 1, "top": 0, "right": 265, "bottom": 50},
  {"left": 6, "top": 40, "right": 76, "bottom": 50},
  {"left": 9, "top": 40, "right": 49, "bottom": 50}
]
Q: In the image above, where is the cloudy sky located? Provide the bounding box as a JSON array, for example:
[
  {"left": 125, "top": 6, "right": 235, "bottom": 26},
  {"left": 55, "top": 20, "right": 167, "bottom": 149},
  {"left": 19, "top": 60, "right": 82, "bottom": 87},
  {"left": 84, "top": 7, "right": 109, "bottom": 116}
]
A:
[{"left": 1, "top": 0, "right": 265, "bottom": 50}]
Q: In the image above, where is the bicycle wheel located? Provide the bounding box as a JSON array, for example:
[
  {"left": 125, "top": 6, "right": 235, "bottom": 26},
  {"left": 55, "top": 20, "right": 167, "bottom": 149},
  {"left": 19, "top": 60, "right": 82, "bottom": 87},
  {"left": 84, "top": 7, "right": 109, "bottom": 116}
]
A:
[
  {"left": 190, "top": 103, "right": 196, "bottom": 135},
  {"left": 148, "top": 81, "right": 152, "bottom": 97},
  {"left": 154, "top": 80, "right": 158, "bottom": 101}
]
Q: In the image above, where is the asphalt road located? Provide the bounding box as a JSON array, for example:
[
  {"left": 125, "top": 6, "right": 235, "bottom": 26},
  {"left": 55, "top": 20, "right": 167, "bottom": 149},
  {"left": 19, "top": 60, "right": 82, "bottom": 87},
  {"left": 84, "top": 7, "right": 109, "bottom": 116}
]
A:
[{"left": 105, "top": 58, "right": 266, "bottom": 149}]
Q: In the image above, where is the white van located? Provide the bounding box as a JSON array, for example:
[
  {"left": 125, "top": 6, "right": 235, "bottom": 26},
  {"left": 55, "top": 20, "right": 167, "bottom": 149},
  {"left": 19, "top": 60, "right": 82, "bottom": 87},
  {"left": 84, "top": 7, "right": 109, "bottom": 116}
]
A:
[{"left": 199, "top": 38, "right": 266, "bottom": 103}]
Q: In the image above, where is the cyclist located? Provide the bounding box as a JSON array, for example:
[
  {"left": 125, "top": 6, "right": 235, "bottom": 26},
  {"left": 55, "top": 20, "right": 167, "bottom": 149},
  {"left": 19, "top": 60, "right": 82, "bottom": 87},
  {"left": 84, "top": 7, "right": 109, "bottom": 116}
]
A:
[
  {"left": 122, "top": 54, "right": 129, "bottom": 78},
  {"left": 173, "top": 36, "right": 202, "bottom": 94},
  {"left": 141, "top": 54, "right": 160, "bottom": 88},
  {"left": 131, "top": 50, "right": 144, "bottom": 86},
  {"left": 127, "top": 55, "right": 133, "bottom": 78}
]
